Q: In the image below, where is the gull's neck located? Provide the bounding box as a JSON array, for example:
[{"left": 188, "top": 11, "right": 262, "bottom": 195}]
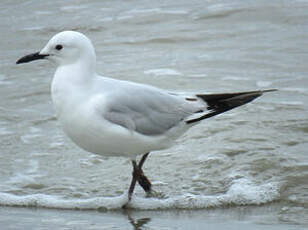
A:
[
  {"left": 51, "top": 59, "right": 97, "bottom": 118},
  {"left": 55, "top": 60, "right": 96, "bottom": 85}
]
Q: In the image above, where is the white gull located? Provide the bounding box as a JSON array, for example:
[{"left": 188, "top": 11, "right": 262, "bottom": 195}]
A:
[{"left": 16, "top": 31, "right": 276, "bottom": 201}]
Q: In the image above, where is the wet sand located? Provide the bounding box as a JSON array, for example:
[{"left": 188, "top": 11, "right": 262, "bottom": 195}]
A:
[{"left": 1, "top": 205, "right": 307, "bottom": 230}]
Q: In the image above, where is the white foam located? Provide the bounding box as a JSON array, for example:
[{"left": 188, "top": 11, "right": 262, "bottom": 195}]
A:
[
  {"left": 0, "top": 127, "right": 14, "bottom": 135},
  {"left": 225, "top": 178, "right": 279, "bottom": 205},
  {"left": 60, "top": 5, "right": 88, "bottom": 12},
  {"left": 144, "top": 69, "right": 183, "bottom": 76},
  {"left": 222, "top": 76, "right": 250, "bottom": 81},
  {"left": 0, "top": 192, "right": 128, "bottom": 210},
  {"left": 126, "top": 8, "right": 188, "bottom": 16},
  {"left": 6, "top": 160, "right": 40, "bottom": 185},
  {"left": 256, "top": 81, "right": 272, "bottom": 87},
  {"left": 278, "top": 101, "right": 303, "bottom": 105},
  {"left": 0, "top": 179, "right": 279, "bottom": 210},
  {"left": 20, "top": 127, "right": 42, "bottom": 144},
  {"left": 20, "top": 134, "right": 42, "bottom": 144},
  {"left": 0, "top": 74, "right": 12, "bottom": 85},
  {"left": 281, "top": 87, "right": 308, "bottom": 93}
]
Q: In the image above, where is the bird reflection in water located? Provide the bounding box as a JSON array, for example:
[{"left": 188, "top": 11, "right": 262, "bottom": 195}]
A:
[{"left": 124, "top": 211, "right": 151, "bottom": 230}]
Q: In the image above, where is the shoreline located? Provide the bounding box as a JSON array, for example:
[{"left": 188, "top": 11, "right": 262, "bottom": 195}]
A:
[{"left": 1, "top": 204, "right": 307, "bottom": 230}]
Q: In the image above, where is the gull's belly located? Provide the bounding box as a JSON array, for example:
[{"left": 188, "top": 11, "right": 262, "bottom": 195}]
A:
[{"left": 58, "top": 105, "right": 171, "bottom": 158}]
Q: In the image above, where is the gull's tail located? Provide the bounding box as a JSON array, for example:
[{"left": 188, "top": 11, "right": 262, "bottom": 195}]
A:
[{"left": 186, "top": 89, "right": 277, "bottom": 124}]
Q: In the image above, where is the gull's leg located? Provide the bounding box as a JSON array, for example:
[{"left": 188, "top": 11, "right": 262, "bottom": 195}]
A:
[
  {"left": 128, "top": 160, "right": 138, "bottom": 201},
  {"left": 136, "top": 152, "right": 152, "bottom": 193},
  {"left": 138, "top": 152, "right": 150, "bottom": 168},
  {"left": 127, "top": 153, "right": 152, "bottom": 201}
]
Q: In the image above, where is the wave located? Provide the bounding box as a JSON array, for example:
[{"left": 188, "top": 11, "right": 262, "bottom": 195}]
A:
[{"left": 0, "top": 179, "right": 279, "bottom": 210}]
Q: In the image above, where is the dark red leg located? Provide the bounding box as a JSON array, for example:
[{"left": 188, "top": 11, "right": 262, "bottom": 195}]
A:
[
  {"left": 136, "top": 153, "right": 152, "bottom": 193},
  {"left": 127, "top": 153, "right": 152, "bottom": 200}
]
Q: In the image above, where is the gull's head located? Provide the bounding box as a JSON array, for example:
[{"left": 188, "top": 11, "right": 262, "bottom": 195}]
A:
[{"left": 16, "top": 31, "right": 96, "bottom": 66}]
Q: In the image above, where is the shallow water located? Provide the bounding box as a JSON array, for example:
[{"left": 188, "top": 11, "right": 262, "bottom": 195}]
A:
[
  {"left": 1, "top": 206, "right": 307, "bottom": 230},
  {"left": 0, "top": 0, "right": 308, "bottom": 226}
]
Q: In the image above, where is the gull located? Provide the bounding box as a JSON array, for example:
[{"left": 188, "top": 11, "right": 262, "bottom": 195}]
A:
[{"left": 16, "top": 31, "right": 276, "bottom": 201}]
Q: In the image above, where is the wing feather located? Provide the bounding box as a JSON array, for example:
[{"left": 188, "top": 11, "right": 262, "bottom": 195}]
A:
[{"left": 102, "top": 84, "right": 197, "bottom": 136}]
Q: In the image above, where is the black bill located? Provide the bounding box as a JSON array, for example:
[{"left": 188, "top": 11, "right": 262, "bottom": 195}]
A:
[{"left": 16, "top": 52, "right": 49, "bottom": 64}]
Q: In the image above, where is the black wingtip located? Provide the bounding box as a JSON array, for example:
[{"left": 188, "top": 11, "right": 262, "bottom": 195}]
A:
[
  {"left": 259, "top": 89, "right": 278, "bottom": 93},
  {"left": 186, "top": 89, "right": 278, "bottom": 124}
]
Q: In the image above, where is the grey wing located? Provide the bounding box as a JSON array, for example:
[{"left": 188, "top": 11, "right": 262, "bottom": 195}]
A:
[{"left": 103, "top": 87, "right": 198, "bottom": 136}]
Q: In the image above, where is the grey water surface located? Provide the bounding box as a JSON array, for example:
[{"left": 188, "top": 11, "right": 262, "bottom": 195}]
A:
[{"left": 0, "top": 0, "right": 308, "bottom": 227}]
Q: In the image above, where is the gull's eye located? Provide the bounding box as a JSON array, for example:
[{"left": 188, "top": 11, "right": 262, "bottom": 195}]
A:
[{"left": 55, "top": 44, "right": 63, "bottom": 51}]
